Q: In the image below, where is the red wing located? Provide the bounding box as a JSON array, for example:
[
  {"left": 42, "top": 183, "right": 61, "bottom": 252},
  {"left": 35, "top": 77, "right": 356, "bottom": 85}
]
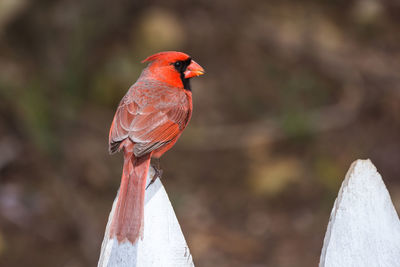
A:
[{"left": 109, "top": 86, "right": 190, "bottom": 156}]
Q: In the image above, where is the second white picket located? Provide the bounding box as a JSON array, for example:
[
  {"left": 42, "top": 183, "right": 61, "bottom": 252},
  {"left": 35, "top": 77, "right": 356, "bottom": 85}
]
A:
[{"left": 319, "top": 159, "right": 400, "bottom": 267}]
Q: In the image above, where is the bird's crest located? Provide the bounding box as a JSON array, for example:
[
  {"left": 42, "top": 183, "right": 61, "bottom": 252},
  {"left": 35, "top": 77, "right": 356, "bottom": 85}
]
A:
[{"left": 142, "top": 51, "right": 190, "bottom": 63}]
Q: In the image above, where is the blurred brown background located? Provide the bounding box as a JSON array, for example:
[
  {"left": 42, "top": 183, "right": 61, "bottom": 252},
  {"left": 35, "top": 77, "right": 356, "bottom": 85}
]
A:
[{"left": 0, "top": 0, "right": 400, "bottom": 266}]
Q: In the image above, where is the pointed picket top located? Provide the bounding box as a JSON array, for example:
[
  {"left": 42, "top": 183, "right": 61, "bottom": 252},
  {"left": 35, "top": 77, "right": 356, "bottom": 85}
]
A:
[
  {"left": 320, "top": 159, "right": 400, "bottom": 267},
  {"left": 98, "top": 167, "right": 195, "bottom": 267}
]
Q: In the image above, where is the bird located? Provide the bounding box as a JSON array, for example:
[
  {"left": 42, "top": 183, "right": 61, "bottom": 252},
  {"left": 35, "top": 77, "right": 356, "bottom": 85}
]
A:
[{"left": 108, "top": 51, "right": 205, "bottom": 244}]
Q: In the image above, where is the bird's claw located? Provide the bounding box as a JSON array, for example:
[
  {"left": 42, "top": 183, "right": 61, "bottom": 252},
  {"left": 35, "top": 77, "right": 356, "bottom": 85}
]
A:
[{"left": 146, "top": 167, "right": 163, "bottom": 190}]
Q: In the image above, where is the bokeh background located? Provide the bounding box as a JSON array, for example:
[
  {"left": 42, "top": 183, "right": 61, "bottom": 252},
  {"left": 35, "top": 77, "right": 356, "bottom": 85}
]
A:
[{"left": 0, "top": 0, "right": 400, "bottom": 266}]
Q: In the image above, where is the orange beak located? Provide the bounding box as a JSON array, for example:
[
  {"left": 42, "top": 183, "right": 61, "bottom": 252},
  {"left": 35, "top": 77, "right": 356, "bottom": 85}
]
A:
[{"left": 184, "top": 60, "right": 205, "bottom": 79}]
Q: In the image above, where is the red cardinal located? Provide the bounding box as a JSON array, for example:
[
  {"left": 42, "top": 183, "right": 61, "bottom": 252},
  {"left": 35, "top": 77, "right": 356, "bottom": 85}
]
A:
[{"left": 108, "top": 51, "right": 204, "bottom": 243}]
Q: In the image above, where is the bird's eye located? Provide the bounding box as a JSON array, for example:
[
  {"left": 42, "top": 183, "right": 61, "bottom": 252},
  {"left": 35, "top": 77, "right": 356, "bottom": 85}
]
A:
[{"left": 174, "top": 61, "right": 182, "bottom": 68}]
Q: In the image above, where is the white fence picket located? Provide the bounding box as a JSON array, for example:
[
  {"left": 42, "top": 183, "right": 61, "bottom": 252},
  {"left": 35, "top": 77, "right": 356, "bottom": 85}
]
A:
[{"left": 98, "top": 167, "right": 194, "bottom": 267}]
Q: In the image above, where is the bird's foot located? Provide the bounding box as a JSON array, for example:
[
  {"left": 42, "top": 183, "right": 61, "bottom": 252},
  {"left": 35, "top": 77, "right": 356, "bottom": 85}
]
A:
[{"left": 146, "top": 165, "right": 163, "bottom": 190}]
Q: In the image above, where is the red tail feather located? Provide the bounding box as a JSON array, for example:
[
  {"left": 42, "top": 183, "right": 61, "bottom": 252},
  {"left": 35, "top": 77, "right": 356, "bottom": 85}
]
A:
[{"left": 109, "top": 146, "right": 151, "bottom": 244}]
